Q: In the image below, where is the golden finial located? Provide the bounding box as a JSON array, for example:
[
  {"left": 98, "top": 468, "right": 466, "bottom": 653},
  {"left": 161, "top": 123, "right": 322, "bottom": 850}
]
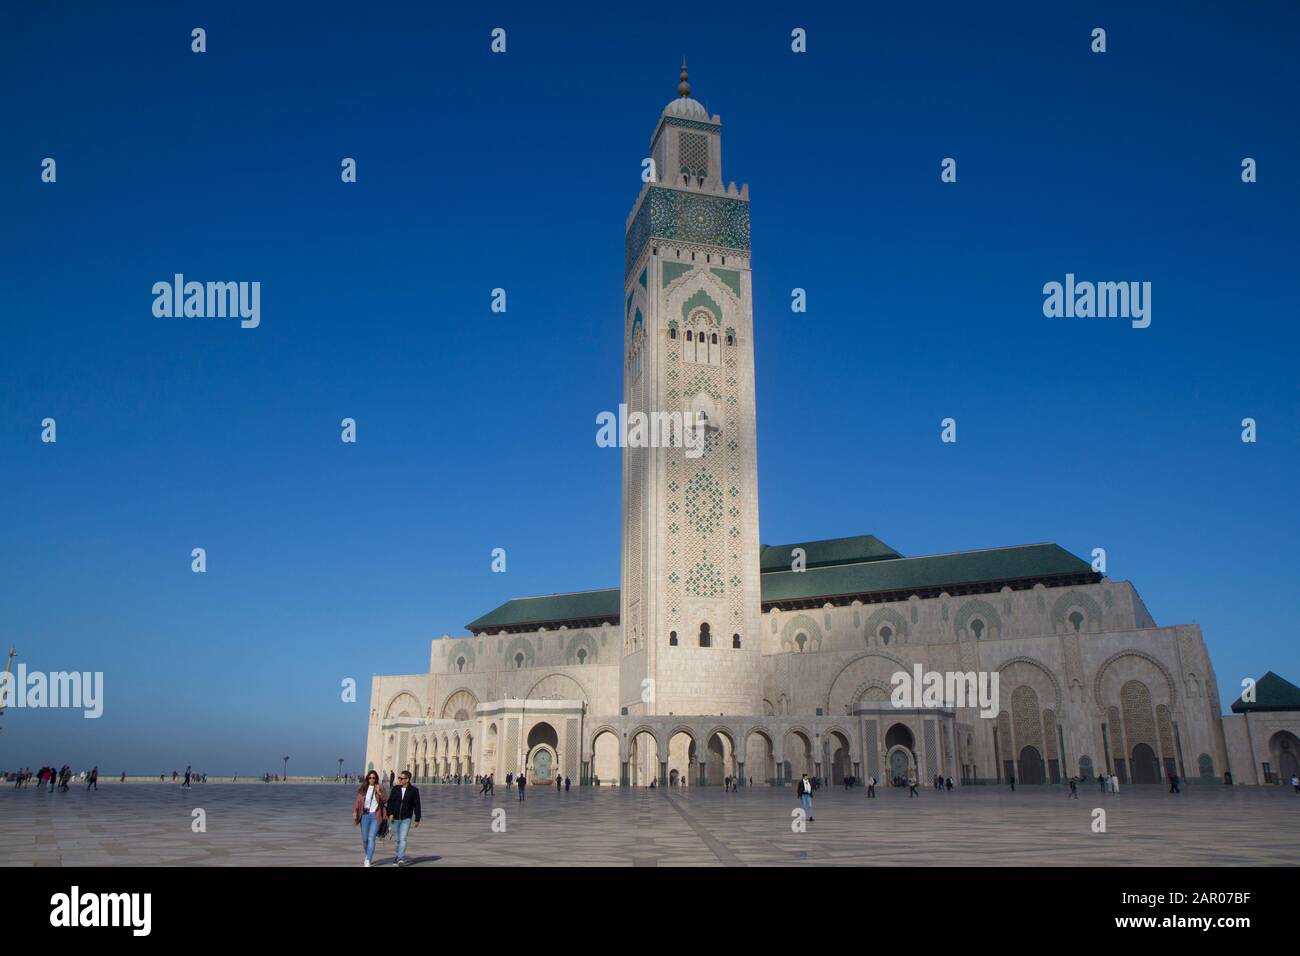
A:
[{"left": 678, "top": 58, "right": 691, "bottom": 98}]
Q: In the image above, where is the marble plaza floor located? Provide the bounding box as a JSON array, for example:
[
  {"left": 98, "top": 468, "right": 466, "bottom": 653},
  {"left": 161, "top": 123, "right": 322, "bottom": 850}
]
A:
[{"left": 1, "top": 781, "right": 1296, "bottom": 866}]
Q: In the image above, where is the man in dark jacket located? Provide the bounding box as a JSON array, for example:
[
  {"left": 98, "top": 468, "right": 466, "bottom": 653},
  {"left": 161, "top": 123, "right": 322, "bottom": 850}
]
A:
[{"left": 385, "top": 770, "right": 421, "bottom": 866}]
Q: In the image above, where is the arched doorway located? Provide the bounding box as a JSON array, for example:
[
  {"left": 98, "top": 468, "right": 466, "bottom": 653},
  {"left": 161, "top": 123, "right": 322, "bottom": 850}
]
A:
[
  {"left": 888, "top": 748, "right": 910, "bottom": 784},
  {"left": 745, "top": 729, "right": 775, "bottom": 785},
  {"left": 527, "top": 721, "right": 559, "bottom": 785},
  {"left": 1270, "top": 731, "right": 1300, "bottom": 784},
  {"left": 629, "top": 730, "right": 659, "bottom": 787},
  {"left": 829, "top": 731, "right": 852, "bottom": 784},
  {"left": 669, "top": 730, "right": 697, "bottom": 786},
  {"left": 1130, "top": 743, "right": 1160, "bottom": 784},
  {"left": 884, "top": 723, "right": 915, "bottom": 786},
  {"left": 1018, "top": 746, "right": 1045, "bottom": 785},
  {"left": 706, "top": 730, "right": 735, "bottom": 785},
  {"left": 591, "top": 729, "right": 620, "bottom": 786},
  {"left": 783, "top": 730, "right": 813, "bottom": 783}
]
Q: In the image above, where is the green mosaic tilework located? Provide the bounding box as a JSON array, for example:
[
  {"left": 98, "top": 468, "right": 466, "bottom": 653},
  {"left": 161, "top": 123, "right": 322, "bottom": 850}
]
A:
[
  {"left": 663, "top": 261, "right": 693, "bottom": 287},
  {"left": 686, "top": 557, "right": 724, "bottom": 597},
  {"left": 711, "top": 268, "right": 742, "bottom": 299},
  {"left": 681, "top": 288, "right": 721, "bottom": 323},
  {"left": 625, "top": 186, "right": 750, "bottom": 276},
  {"left": 684, "top": 470, "right": 722, "bottom": 534}
]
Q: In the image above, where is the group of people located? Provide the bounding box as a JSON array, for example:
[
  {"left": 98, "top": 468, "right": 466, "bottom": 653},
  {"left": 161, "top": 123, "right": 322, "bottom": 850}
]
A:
[{"left": 11, "top": 765, "right": 91, "bottom": 791}]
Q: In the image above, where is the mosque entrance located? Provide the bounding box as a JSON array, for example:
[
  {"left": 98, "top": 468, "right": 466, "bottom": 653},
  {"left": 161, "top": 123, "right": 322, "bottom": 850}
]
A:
[
  {"left": 531, "top": 747, "right": 554, "bottom": 784},
  {"left": 527, "top": 721, "right": 559, "bottom": 785},
  {"left": 1018, "top": 746, "right": 1045, "bottom": 785},
  {"left": 1130, "top": 743, "right": 1160, "bottom": 784},
  {"left": 888, "top": 749, "right": 910, "bottom": 785},
  {"left": 885, "top": 723, "right": 915, "bottom": 785}
]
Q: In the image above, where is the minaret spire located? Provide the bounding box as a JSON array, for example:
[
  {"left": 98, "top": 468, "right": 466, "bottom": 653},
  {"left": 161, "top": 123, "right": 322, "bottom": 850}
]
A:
[{"left": 678, "top": 58, "right": 691, "bottom": 98}]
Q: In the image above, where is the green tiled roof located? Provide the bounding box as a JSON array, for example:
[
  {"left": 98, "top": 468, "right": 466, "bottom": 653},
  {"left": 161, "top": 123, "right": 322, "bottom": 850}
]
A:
[
  {"left": 467, "top": 588, "right": 619, "bottom": 633},
  {"left": 760, "top": 543, "right": 1094, "bottom": 604},
  {"left": 1230, "top": 671, "right": 1300, "bottom": 713},
  {"left": 760, "top": 534, "right": 902, "bottom": 573},
  {"left": 466, "top": 539, "right": 1095, "bottom": 631}
]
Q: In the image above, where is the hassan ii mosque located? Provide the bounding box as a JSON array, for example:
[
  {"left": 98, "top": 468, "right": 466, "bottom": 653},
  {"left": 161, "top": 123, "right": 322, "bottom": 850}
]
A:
[{"left": 366, "top": 67, "right": 1300, "bottom": 791}]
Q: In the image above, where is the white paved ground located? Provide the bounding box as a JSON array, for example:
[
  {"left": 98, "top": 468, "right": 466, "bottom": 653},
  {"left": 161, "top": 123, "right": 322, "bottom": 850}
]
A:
[{"left": 1, "top": 781, "right": 1295, "bottom": 866}]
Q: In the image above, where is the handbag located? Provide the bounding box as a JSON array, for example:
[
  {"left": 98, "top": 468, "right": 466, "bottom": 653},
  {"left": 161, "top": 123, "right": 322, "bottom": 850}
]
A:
[{"left": 377, "top": 817, "right": 391, "bottom": 840}]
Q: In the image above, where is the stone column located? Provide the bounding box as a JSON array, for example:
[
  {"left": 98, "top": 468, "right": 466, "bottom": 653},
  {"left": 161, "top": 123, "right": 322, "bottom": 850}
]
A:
[{"left": 659, "top": 760, "right": 668, "bottom": 787}]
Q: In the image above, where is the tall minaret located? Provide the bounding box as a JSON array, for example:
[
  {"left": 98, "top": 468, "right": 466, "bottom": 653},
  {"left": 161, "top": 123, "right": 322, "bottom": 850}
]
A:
[{"left": 619, "top": 64, "right": 761, "bottom": 717}]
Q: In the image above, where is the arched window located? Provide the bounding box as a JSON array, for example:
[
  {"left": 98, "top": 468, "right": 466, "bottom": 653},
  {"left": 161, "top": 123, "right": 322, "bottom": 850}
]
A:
[
  {"left": 514, "top": 653, "right": 524, "bottom": 669},
  {"left": 795, "top": 633, "right": 807, "bottom": 652},
  {"left": 456, "top": 656, "right": 466, "bottom": 672},
  {"left": 732, "top": 633, "right": 741, "bottom": 649},
  {"left": 879, "top": 625, "right": 893, "bottom": 645},
  {"left": 576, "top": 648, "right": 587, "bottom": 664},
  {"left": 1068, "top": 610, "right": 1085, "bottom": 633},
  {"left": 669, "top": 327, "right": 677, "bottom": 339},
  {"left": 669, "top": 631, "right": 678, "bottom": 646},
  {"left": 699, "top": 622, "right": 711, "bottom": 648},
  {"left": 726, "top": 333, "right": 734, "bottom": 346},
  {"left": 970, "top": 619, "right": 985, "bottom": 640},
  {"left": 686, "top": 330, "right": 693, "bottom": 342},
  {"left": 711, "top": 333, "right": 718, "bottom": 344}
]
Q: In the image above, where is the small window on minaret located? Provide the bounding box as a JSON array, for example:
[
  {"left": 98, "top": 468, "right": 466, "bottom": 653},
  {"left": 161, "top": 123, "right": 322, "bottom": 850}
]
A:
[
  {"left": 732, "top": 634, "right": 741, "bottom": 649},
  {"left": 726, "top": 334, "right": 734, "bottom": 346},
  {"left": 711, "top": 333, "right": 718, "bottom": 345},
  {"left": 669, "top": 631, "right": 678, "bottom": 646},
  {"left": 685, "top": 330, "right": 693, "bottom": 342},
  {"left": 669, "top": 327, "right": 677, "bottom": 339},
  {"left": 699, "top": 622, "right": 711, "bottom": 647}
]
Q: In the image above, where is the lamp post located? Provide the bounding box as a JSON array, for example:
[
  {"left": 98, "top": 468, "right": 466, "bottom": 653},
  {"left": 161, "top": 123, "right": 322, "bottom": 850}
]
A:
[
  {"left": 337, "top": 758, "right": 344, "bottom": 781},
  {"left": 282, "top": 756, "right": 289, "bottom": 780},
  {"left": 0, "top": 647, "right": 16, "bottom": 728}
]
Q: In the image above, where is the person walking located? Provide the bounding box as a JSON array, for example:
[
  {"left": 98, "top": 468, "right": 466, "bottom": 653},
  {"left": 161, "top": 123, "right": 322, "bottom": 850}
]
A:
[
  {"left": 866, "top": 775, "right": 876, "bottom": 798},
  {"left": 183, "top": 766, "right": 192, "bottom": 789},
  {"left": 564, "top": 775, "right": 571, "bottom": 792},
  {"left": 1168, "top": 773, "right": 1180, "bottom": 794},
  {"left": 1068, "top": 776, "right": 1078, "bottom": 799},
  {"left": 798, "top": 773, "right": 814, "bottom": 822},
  {"left": 87, "top": 766, "right": 98, "bottom": 791},
  {"left": 385, "top": 770, "right": 421, "bottom": 866},
  {"left": 1291, "top": 774, "right": 1299, "bottom": 795},
  {"left": 1008, "top": 773, "right": 1016, "bottom": 793},
  {"left": 1099, "top": 772, "right": 1108, "bottom": 793},
  {"left": 907, "top": 773, "right": 919, "bottom": 798},
  {"left": 1110, "top": 773, "right": 1120, "bottom": 795},
  {"left": 555, "top": 774, "right": 561, "bottom": 792},
  {"left": 518, "top": 771, "right": 527, "bottom": 802},
  {"left": 352, "top": 770, "right": 387, "bottom": 867}
]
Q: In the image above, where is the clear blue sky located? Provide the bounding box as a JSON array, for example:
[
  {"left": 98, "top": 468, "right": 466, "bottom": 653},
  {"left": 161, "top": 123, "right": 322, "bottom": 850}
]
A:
[{"left": 2, "top": 1, "right": 1297, "bottom": 774}]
